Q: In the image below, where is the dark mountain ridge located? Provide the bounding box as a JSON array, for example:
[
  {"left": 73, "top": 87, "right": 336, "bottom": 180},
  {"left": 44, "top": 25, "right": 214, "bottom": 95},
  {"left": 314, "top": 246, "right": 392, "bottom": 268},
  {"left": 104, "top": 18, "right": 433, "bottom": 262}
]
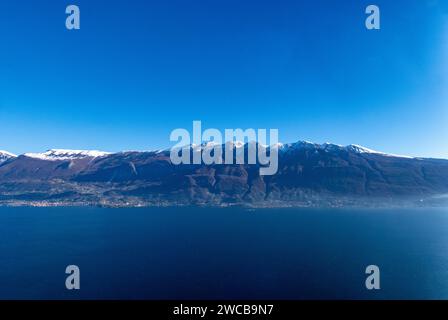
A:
[{"left": 1, "top": 142, "right": 448, "bottom": 207}]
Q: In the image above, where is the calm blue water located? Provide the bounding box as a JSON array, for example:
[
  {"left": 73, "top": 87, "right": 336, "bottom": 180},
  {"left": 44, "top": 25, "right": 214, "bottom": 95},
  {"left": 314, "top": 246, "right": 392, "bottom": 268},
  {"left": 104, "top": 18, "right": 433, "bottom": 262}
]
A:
[{"left": 0, "top": 206, "right": 447, "bottom": 300}]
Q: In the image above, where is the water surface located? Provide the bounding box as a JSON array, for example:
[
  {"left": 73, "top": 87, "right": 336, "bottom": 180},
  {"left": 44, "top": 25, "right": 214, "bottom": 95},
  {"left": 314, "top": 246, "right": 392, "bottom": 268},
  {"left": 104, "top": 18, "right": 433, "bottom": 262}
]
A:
[{"left": 0, "top": 206, "right": 447, "bottom": 299}]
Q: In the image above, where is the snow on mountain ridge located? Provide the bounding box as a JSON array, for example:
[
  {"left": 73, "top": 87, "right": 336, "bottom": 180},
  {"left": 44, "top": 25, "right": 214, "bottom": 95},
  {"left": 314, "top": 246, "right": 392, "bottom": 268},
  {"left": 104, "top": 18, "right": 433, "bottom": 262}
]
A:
[
  {"left": 0, "top": 150, "right": 17, "bottom": 158},
  {"left": 24, "top": 149, "right": 112, "bottom": 161},
  {"left": 281, "top": 141, "right": 414, "bottom": 159},
  {"left": 0, "top": 150, "right": 17, "bottom": 164},
  {"left": 2, "top": 141, "right": 417, "bottom": 162},
  {"left": 346, "top": 144, "right": 413, "bottom": 158}
]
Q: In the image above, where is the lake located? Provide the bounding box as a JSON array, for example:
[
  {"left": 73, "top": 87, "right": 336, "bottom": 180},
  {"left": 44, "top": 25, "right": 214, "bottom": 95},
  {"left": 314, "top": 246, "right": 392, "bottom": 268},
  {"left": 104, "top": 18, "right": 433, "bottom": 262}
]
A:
[{"left": 0, "top": 206, "right": 447, "bottom": 299}]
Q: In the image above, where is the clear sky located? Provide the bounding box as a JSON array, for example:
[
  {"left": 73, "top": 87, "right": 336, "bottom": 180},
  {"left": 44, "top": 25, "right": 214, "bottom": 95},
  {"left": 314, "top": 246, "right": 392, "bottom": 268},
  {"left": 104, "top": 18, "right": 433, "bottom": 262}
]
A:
[{"left": 0, "top": 0, "right": 447, "bottom": 157}]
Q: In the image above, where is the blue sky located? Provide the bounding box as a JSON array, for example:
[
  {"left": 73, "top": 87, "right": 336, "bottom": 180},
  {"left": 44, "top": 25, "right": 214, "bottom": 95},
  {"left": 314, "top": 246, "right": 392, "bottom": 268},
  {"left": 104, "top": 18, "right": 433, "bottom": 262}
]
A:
[{"left": 0, "top": 0, "right": 447, "bottom": 157}]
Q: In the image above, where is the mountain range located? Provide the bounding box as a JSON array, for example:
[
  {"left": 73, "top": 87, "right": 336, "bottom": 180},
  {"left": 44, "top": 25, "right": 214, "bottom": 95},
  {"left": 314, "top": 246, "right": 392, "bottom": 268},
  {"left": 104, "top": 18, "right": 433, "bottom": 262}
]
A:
[{"left": 1, "top": 142, "right": 448, "bottom": 207}]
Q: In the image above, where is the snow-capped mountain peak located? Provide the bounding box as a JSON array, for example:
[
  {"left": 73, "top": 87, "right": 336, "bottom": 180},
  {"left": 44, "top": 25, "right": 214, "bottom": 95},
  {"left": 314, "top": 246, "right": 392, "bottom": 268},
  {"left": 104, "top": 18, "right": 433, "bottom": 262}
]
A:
[
  {"left": 279, "top": 141, "right": 414, "bottom": 159},
  {"left": 0, "top": 150, "right": 17, "bottom": 157},
  {"left": 346, "top": 144, "right": 413, "bottom": 158},
  {"left": 346, "top": 144, "right": 380, "bottom": 154},
  {"left": 0, "top": 150, "right": 17, "bottom": 164},
  {"left": 24, "top": 149, "right": 112, "bottom": 161}
]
